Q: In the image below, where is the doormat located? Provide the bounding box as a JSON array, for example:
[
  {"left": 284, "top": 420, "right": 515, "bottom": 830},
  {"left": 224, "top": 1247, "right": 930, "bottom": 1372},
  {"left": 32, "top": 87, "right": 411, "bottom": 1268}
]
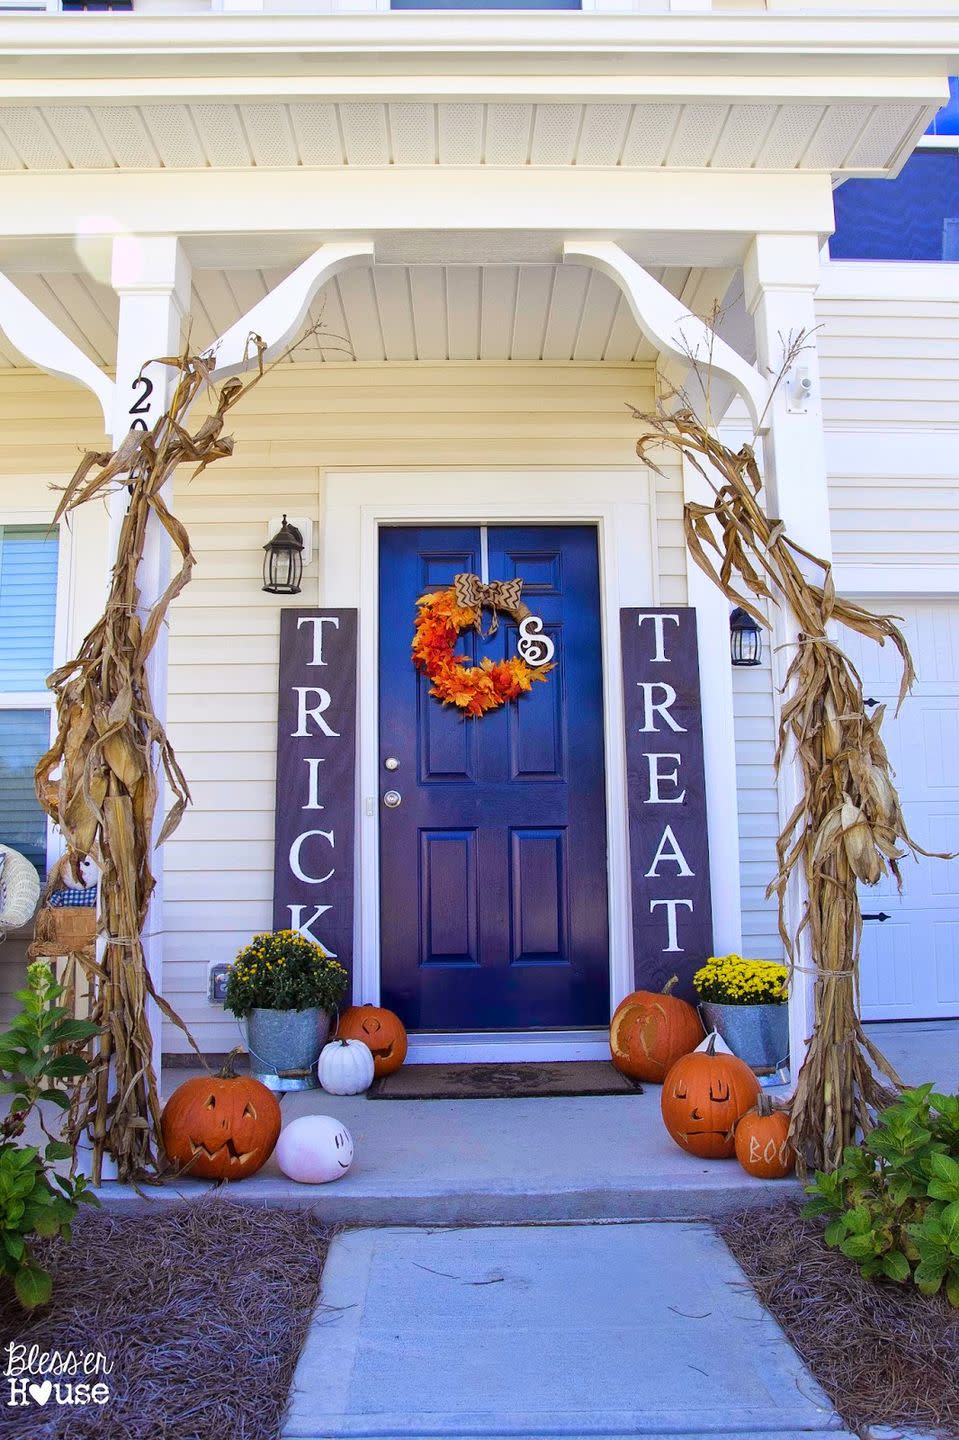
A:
[{"left": 367, "top": 1060, "right": 642, "bottom": 1100}]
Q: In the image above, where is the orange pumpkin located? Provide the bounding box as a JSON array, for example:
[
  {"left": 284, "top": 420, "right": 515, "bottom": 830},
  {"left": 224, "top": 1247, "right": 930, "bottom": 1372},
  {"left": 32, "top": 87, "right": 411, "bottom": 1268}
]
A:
[
  {"left": 336, "top": 1004, "right": 408, "bottom": 1077},
  {"left": 609, "top": 975, "right": 704, "bottom": 1082},
  {"left": 734, "top": 1092, "right": 795, "bottom": 1179},
  {"left": 661, "top": 1033, "right": 760, "bottom": 1159},
  {"left": 160, "top": 1049, "right": 281, "bottom": 1180}
]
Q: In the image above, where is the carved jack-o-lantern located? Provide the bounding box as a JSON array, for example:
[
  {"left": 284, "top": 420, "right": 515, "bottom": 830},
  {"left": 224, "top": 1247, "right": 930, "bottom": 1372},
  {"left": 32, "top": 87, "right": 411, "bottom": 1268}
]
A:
[
  {"left": 609, "top": 976, "right": 704, "bottom": 1083},
  {"left": 160, "top": 1049, "right": 281, "bottom": 1180},
  {"left": 335, "top": 1005, "right": 408, "bottom": 1077},
  {"left": 734, "top": 1092, "right": 795, "bottom": 1179},
  {"left": 660, "top": 1033, "right": 760, "bottom": 1160}
]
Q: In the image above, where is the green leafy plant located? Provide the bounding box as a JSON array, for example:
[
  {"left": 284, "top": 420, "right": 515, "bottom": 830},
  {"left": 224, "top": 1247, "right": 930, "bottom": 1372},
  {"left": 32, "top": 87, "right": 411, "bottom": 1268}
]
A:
[
  {"left": 804, "top": 1085, "right": 959, "bottom": 1306},
  {"left": 0, "top": 960, "right": 101, "bottom": 1308},
  {"left": 224, "top": 930, "right": 349, "bottom": 1018}
]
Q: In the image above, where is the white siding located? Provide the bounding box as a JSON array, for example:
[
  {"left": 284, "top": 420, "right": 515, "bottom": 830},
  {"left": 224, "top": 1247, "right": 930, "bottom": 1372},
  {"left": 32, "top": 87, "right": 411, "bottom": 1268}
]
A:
[
  {"left": 732, "top": 655, "right": 784, "bottom": 963},
  {"left": 817, "top": 263, "right": 959, "bottom": 570}
]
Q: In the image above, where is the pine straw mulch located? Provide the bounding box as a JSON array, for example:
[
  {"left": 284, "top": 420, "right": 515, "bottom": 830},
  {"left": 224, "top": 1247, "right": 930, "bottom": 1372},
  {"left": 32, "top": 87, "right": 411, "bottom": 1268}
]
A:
[
  {"left": 721, "top": 1200, "right": 959, "bottom": 1438},
  {"left": 0, "top": 1197, "right": 333, "bottom": 1440}
]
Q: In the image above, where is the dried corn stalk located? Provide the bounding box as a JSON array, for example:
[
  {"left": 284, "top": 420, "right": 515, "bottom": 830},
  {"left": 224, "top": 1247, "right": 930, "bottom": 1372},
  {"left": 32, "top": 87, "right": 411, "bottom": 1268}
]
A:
[
  {"left": 632, "top": 407, "right": 945, "bottom": 1174},
  {"left": 36, "top": 347, "right": 268, "bottom": 1183}
]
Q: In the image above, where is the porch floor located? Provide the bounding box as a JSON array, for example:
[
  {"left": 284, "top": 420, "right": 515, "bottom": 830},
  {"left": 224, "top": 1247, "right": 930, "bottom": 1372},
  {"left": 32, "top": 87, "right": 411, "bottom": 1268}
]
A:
[{"left": 99, "top": 1020, "right": 955, "bottom": 1220}]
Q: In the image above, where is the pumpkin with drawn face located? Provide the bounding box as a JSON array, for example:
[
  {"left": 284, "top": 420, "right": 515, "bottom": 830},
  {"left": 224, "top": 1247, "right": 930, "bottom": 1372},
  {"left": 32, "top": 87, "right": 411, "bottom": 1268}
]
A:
[
  {"left": 660, "top": 1033, "right": 760, "bottom": 1160},
  {"left": 160, "top": 1049, "right": 281, "bottom": 1180},
  {"left": 335, "top": 1005, "right": 408, "bottom": 1077}
]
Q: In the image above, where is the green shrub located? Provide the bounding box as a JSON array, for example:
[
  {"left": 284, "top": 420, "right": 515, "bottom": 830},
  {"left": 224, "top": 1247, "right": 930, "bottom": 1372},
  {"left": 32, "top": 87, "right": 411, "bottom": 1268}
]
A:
[
  {"left": 0, "top": 961, "right": 101, "bottom": 1308},
  {"left": 224, "top": 930, "right": 349, "bottom": 1017},
  {"left": 804, "top": 1084, "right": 959, "bottom": 1306}
]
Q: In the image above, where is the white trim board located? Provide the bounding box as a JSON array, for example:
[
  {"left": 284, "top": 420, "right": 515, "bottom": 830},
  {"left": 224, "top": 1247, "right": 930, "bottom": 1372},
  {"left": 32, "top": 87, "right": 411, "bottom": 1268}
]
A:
[
  {"left": 834, "top": 565, "right": 959, "bottom": 597},
  {"left": 819, "top": 260, "right": 959, "bottom": 303},
  {"left": 320, "top": 466, "right": 657, "bottom": 1063}
]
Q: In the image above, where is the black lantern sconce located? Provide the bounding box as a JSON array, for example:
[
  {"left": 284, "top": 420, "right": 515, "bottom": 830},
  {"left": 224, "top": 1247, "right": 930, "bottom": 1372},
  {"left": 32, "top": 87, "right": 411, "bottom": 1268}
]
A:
[
  {"left": 262, "top": 515, "right": 304, "bottom": 596},
  {"left": 729, "top": 606, "right": 763, "bottom": 667}
]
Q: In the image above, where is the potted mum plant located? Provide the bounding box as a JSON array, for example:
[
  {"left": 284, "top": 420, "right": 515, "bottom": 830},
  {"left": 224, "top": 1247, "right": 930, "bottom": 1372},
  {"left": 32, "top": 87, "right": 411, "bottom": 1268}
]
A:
[
  {"left": 693, "top": 953, "right": 789, "bottom": 1074},
  {"left": 224, "top": 931, "right": 348, "bottom": 1092}
]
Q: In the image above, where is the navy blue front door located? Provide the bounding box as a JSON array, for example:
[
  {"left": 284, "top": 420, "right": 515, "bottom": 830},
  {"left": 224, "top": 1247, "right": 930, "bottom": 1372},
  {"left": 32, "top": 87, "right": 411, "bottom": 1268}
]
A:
[{"left": 378, "top": 524, "right": 609, "bottom": 1031}]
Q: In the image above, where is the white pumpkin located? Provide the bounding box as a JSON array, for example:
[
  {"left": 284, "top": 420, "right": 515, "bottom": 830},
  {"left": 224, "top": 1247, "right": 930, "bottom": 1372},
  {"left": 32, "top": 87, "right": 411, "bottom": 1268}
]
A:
[
  {"left": 275, "top": 1115, "right": 354, "bottom": 1184},
  {"left": 317, "top": 1038, "right": 375, "bottom": 1095}
]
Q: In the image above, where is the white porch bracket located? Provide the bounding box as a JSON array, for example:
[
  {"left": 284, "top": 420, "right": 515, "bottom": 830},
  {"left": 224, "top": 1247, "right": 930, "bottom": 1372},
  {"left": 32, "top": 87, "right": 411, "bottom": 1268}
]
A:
[
  {"left": 563, "top": 240, "right": 771, "bottom": 433},
  {"left": 0, "top": 271, "right": 114, "bottom": 429},
  {"left": 206, "top": 240, "right": 375, "bottom": 379}
]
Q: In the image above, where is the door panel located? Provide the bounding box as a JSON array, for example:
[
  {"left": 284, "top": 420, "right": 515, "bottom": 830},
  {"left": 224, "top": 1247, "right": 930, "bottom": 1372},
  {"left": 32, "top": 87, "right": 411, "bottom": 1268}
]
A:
[{"left": 378, "top": 523, "right": 609, "bottom": 1030}]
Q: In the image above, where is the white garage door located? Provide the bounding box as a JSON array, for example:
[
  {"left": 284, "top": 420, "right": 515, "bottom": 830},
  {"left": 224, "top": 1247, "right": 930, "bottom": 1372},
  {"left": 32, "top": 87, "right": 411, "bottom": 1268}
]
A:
[{"left": 839, "top": 600, "right": 959, "bottom": 1020}]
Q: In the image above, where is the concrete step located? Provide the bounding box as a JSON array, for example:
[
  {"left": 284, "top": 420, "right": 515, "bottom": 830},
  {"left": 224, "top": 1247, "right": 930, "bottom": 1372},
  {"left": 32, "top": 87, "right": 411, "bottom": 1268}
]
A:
[{"left": 99, "top": 1088, "right": 803, "bottom": 1221}]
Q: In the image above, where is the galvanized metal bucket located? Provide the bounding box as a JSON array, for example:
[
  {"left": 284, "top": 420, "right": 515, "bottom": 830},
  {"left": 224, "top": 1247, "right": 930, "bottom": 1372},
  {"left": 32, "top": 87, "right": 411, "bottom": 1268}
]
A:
[
  {"left": 699, "top": 1001, "right": 789, "bottom": 1073},
  {"left": 245, "top": 1006, "right": 332, "bottom": 1091}
]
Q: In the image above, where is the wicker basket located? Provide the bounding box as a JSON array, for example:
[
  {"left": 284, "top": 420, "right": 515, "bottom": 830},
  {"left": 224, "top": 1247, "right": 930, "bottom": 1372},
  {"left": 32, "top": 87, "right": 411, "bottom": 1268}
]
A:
[{"left": 29, "top": 903, "right": 96, "bottom": 959}]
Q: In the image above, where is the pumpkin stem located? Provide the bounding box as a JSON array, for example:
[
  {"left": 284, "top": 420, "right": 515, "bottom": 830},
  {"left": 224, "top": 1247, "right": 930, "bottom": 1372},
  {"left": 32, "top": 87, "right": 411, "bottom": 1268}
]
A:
[
  {"left": 705, "top": 1031, "right": 719, "bottom": 1056},
  {"left": 217, "top": 1046, "right": 244, "bottom": 1080},
  {"left": 754, "top": 1089, "right": 787, "bottom": 1119},
  {"left": 662, "top": 975, "right": 680, "bottom": 996}
]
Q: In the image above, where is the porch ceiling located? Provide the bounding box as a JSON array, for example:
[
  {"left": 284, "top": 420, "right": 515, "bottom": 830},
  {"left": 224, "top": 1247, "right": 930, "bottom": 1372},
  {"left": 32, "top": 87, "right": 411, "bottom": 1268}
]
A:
[
  {"left": 0, "top": 98, "right": 931, "bottom": 177},
  {"left": 0, "top": 261, "right": 695, "bottom": 371}
]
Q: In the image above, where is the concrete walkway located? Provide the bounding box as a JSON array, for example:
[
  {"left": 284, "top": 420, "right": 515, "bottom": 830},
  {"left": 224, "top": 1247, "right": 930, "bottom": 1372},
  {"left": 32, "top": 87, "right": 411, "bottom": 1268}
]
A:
[{"left": 282, "top": 1221, "right": 853, "bottom": 1440}]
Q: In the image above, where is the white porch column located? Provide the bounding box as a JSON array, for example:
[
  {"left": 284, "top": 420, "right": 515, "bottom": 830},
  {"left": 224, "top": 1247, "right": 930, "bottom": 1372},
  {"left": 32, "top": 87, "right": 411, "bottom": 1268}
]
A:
[
  {"left": 743, "top": 232, "right": 831, "bottom": 1084},
  {"left": 110, "top": 236, "right": 193, "bottom": 1093}
]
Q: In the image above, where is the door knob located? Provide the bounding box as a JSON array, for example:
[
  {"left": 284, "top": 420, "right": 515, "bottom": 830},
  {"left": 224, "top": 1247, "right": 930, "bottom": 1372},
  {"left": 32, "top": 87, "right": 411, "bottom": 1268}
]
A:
[
  {"left": 383, "top": 790, "right": 402, "bottom": 809},
  {"left": 384, "top": 757, "right": 400, "bottom": 771}
]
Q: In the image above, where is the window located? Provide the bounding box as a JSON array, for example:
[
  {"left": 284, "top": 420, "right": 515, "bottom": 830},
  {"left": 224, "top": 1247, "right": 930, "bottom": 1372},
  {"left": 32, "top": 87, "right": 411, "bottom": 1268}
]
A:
[
  {"left": 0, "top": 525, "right": 59, "bottom": 879},
  {"left": 831, "top": 151, "right": 959, "bottom": 262},
  {"left": 830, "top": 79, "right": 959, "bottom": 262}
]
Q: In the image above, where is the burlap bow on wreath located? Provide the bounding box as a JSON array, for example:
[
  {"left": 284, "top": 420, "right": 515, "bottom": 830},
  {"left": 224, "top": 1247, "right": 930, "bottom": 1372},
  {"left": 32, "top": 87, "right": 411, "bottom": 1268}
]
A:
[{"left": 453, "top": 573, "right": 530, "bottom": 637}]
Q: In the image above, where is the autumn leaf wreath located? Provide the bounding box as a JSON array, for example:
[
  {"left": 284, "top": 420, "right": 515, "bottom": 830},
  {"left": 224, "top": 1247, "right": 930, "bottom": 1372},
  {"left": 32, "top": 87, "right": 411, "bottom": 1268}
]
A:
[{"left": 411, "top": 585, "right": 553, "bottom": 718}]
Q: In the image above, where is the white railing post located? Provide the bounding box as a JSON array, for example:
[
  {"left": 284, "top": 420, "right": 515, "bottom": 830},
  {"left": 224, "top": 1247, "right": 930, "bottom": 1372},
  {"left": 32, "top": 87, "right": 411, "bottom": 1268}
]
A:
[{"left": 744, "top": 232, "right": 831, "bottom": 1086}]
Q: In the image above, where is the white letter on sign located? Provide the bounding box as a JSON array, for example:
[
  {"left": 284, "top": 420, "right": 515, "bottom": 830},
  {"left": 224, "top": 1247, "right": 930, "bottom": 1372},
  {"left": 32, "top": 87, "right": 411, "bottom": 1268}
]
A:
[
  {"left": 644, "top": 754, "right": 686, "bottom": 805},
  {"left": 650, "top": 897, "right": 694, "bottom": 953},
  {"left": 293, "top": 687, "right": 339, "bottom": 738},
  {"left": 302, "top": 757, "right": 326, "bottom": 810},
  {"left": 637, "top": 682, "right": 686, "bottom": 734},
  {"left": 288, "top": 904, "right": 337, "bottom": 955},
  {"left": 636, "top": 612, "right": 680, "bottom": 663},
  {"left": 297, "top": 615, "right": 340, "bottom": 667},
  {"left": 645, "top": 824, "right": 694, "bottom": 878},
  {"left": 290, "top": 829, "right": 335, "bottom": 884}
]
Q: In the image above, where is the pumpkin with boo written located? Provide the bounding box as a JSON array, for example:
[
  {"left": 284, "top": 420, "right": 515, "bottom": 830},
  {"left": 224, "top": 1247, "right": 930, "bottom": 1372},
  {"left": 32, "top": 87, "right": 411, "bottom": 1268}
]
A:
[
  {"left": 275, "top": 1115, "right": 354, "bottom": 1184},
  {"left": 660, "top": 1032, "right": 760, "bottom": 1160},
  {"left": 734, "top": 1092, "right": 796, "bottom": 1179},
  {"left": 317, "top": 1037, "right": 375, "bottom": 1095},
  {"left": 336, "top": 1004, "right": 408, "bottom": 1077},
  {"left": 160, "top": 1049, "right": 281, "bottom": 1180},
  {"left": 609, "top": 975, "right": 704, "bottom": 1082}
]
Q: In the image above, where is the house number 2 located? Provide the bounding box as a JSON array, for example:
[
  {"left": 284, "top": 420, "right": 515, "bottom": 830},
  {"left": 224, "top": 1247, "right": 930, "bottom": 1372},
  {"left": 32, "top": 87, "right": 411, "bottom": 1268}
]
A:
[
  {"left": 128, "top": 375, "right": 154, "bottom": 433},
  {"left": 516, "top": 615, "right": 555, "bottom": 668}
]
